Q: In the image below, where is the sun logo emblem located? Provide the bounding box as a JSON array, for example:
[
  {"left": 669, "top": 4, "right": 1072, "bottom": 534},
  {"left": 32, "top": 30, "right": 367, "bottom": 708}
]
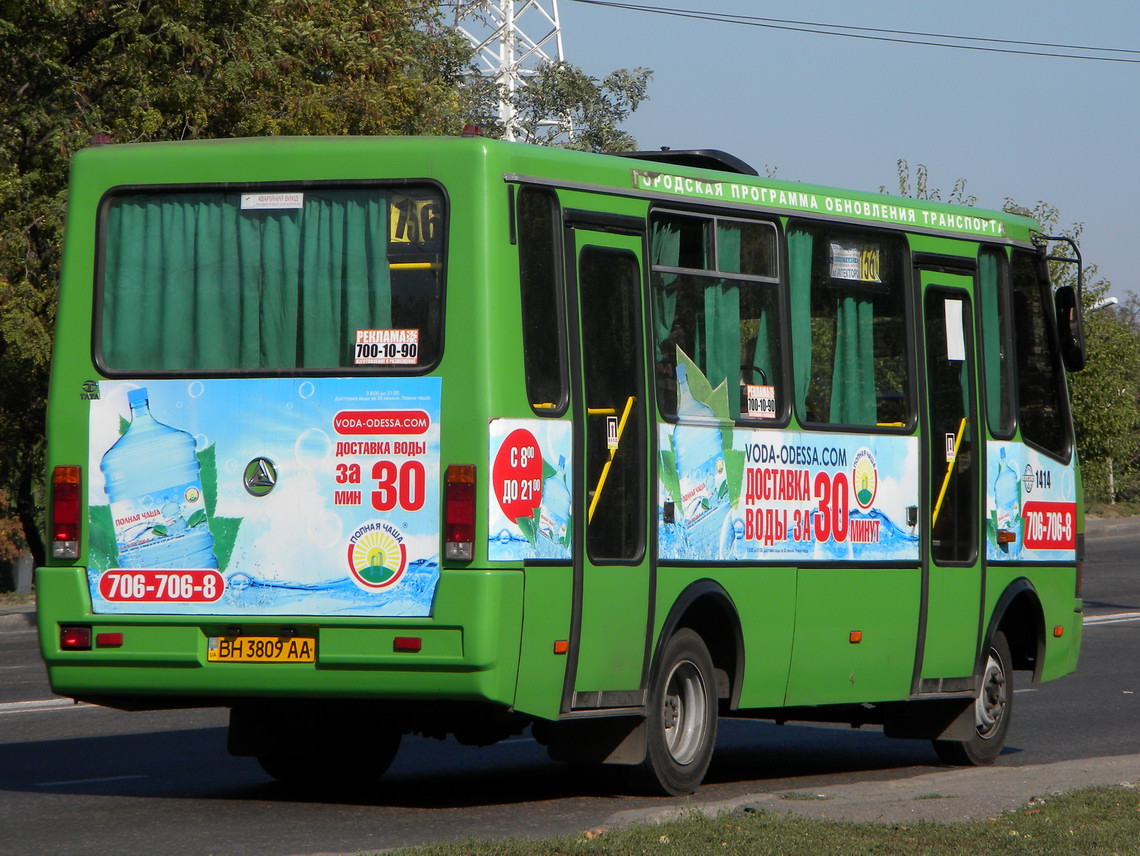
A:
[
  {"left": 346, "top": 521, "right": 407, "bottom": 590},
  {"left": 852, "top": 449, "right": 878, "bottom": 511}
]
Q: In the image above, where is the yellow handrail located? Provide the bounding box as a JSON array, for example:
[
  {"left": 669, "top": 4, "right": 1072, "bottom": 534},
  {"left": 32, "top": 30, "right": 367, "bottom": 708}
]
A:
[
  {"left": 588, "top": 396, "right": 636, "bottom": 524},
  {"left": 389, "top": 262, "right": 438, "bottom": 271},
  {"left": 932, "top": 417, "right": 967, "bottom": 528}
]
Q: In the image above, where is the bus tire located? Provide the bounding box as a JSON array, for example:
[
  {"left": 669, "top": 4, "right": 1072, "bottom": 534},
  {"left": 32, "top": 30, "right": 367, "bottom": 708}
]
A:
[
  {"left": 933, "top": 630, "right": 1013, "bottom": 766},
  {"left": 626, "top": 628, "right": 718, "bottom": 795},
  {"left": 257, "top": 731, "right": 401, "bottom": 789}
]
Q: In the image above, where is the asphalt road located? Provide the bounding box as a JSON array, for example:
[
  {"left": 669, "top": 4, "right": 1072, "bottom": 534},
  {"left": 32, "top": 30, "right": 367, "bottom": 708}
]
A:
[{"left": 1, "top": 520, "right": 1137, "bottom": 855}]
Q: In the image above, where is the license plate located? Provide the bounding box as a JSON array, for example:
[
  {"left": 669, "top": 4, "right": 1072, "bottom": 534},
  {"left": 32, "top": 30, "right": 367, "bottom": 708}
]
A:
[{"left": 207, "top": 635, "right": 316, "bottom": 663}]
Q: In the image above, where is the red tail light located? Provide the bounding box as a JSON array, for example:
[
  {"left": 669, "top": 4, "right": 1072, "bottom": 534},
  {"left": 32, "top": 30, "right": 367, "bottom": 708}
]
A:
[
  {"left": 52, "top": 466, "right": 82, "bottom": 560},
  {"left": 60, "top": 626, "right": 92, "bottom": 650},
  {"left": 445, "top": 464, "right": 476, "bottom": 561}
]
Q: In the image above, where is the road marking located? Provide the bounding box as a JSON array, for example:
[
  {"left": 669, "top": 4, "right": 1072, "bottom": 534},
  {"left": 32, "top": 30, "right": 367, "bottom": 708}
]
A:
[
  {"left": 0, "top": 698, "right": 92, "bottom": 715},
  {"left": 1084, "top": 611, "right": 1140, "bottom": 626},
  {"left": 36, "top": 775, "right": 146, "bottom": 788}
]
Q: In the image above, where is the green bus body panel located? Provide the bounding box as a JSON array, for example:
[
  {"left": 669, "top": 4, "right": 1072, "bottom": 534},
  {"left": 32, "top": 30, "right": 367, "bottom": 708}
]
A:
[
  {"left": 512, "top": 565, "right": 573, "bottom": 719},
  {"left": 984, "top": 566, "right": 1083, "bottom": 681},
  {"left": 654, "top": 565, "right": 796, "bottom": 709},
  {"left": 40, "top": 135, "right": 1078, "bottom": 725},
  {"left": 785, "top": 568, "right": 920, "bottom": 705},
  {"left": 920, "top": 566, "right": 983, "bottom": 679},
  {"left": 574, "top": 566, "right": 650, "bottom": 694},
  {"left": 39, "top": 566, "right": 523, "bottom": 702}
]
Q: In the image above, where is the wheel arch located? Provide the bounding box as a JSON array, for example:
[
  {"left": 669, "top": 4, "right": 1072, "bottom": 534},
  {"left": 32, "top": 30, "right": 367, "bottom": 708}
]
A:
[
  {"left": 653, "top": 579, "right": 744, "bottom": 709},
  {"left": 984, "top": 578, "right": 1046, "bottom": 683}
]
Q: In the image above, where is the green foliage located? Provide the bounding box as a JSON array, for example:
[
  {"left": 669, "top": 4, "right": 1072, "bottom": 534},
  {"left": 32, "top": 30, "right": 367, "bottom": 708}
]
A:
[
  {"left": 0, "top": 2, "right": 651, "bottom": 562},
  {"left": 1009, "top": 201, "right": 1140, "bottom": 504},
  {"left": 0, "top": 0, "right": 476, "bottom": 561},
  {"left": 885, "top": 159, "right": 977, "bottom": 206},
  {"left": 498, "top": 61, "right": 652, "bottom": 152}
]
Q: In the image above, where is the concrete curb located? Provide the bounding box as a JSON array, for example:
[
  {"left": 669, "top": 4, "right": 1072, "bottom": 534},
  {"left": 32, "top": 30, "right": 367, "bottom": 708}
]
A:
[
  {"left": 602, "top": 755, "right": 1140, "bottom": 827},
  {"left": 0, "top": 606, "right": 36, "bottom": 632},
  {"left": 1084, "top": 515, "right": 1140, "bottom": 538}
]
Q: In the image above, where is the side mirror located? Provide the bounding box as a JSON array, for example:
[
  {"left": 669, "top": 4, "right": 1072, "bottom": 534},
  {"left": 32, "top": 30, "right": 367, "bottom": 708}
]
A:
[{"left": 1055, "top": 285, "right": 1086, "bottom": 372}]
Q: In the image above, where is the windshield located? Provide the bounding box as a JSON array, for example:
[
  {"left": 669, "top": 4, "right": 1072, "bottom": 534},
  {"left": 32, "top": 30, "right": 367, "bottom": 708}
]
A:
[{"left": 98, "top": 185, "right": 444, "bottom": 373}]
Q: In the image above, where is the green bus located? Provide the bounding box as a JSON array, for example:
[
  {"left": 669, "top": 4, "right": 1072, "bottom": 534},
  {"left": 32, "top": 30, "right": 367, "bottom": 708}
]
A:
[{"left": 39, "top": 134, "right": 1086, "bottom": 795}]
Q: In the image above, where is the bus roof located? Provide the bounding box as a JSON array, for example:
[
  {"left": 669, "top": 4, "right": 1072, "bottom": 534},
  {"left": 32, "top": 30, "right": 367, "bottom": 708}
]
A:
[{"left": 71, "top": 135, "right": 1040, "bottom": 245}]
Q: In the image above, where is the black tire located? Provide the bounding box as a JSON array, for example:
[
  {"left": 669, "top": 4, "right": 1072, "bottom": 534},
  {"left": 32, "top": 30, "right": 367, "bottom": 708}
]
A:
[
  {"left": 933, "top": 630, "right": 1013, "bottom": 766},
  {"left": 257, "top": 730, "right": 400, "bottom": 789},
  {"left": 626, "top": 628, "right": 718, "bottom": 795}
]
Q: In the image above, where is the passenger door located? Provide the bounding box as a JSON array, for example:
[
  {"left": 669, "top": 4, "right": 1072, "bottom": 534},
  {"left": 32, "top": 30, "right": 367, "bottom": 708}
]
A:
[
  {"left": 562, "top": 221, "right": 653, "bottom": 711},
  {"left": 919, "top": 271, "right": 984, "bottom": 686}
]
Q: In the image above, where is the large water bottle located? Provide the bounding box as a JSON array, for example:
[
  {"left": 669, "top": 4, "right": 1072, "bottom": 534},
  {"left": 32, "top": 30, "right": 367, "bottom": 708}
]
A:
[
  {"left": 672, "top": 361, "right": 728, "bottom": 539},
  {"left": 993, "top": 447, "right": 1022, "bottom": 555},
  {"left": 539, "top": 454, "right": 571, "bottom": 548},
  {"left": 100, "top": 387, "right": 218, "bottom": 569}
]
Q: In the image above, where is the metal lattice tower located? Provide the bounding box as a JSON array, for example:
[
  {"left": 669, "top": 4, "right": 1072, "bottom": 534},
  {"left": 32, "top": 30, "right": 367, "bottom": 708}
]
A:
[{"left": 451, "top": 1, "right": 568, "bottom": 141}]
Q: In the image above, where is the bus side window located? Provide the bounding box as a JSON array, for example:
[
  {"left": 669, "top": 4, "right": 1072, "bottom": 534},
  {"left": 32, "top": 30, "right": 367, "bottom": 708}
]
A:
[
  {"left": 518, "top": 187, "right": 567, "bottom": 413},
  {"left": 977, "top": 247, "right": 1016, "bottom": 438},
  {"left": 788, "top": 225, "right": 911, "bottom": 428},
  {"left": 1011, "top": 250, "right": 1070, "bottom": 458},
  {"left": 650, "top": 211, "right": 782, "bottom": 421}
]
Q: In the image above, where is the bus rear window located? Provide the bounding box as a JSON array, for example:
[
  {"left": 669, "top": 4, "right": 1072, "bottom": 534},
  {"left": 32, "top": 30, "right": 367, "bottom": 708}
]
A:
[{"left": 97, "top": 186, "right": 444, "bottom": 372}]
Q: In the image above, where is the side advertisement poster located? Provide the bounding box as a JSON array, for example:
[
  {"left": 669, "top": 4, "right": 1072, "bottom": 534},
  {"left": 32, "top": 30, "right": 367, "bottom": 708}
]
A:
[
  {"left": 659, "top": 423, "right": 921, "bottom": 562},
  {"left": 86, "top": 378, "right": 442, "bottom": 616},
  {"left": 487, "top": 419, "right": 573, "bottom": 561},
  {"left": 659, "top": 351, "right": 919, "bottom": 562},
  {"left": 986, "top": 440, "right": 1078, "bottom": 562}
]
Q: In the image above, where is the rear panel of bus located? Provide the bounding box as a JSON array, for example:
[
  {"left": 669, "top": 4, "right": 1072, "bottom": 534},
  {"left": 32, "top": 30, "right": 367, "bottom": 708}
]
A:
[{"left": 39, "top": 137, "right": 538, "bottom": 709}]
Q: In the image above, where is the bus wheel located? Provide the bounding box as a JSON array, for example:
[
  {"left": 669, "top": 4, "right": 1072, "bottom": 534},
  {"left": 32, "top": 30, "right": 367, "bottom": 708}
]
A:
[
  {"left": 933, "top": 630, "right": 1013, "bottom": 766},
  {"left": 627, "top": 628, "right": 718, "bottom": 795},
  {"left": 257, "top": 731, "right": 401, "bottom": 789}
]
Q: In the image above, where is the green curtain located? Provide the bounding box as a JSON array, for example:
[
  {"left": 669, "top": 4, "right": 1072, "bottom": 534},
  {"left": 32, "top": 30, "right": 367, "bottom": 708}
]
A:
[
  {"left": 651, "top": 218, "right": 681, "bottom": 365},
  {"left": 830, "top": 294, "right": 877, "bottom": 424},
  {"left": 788, "top": 229, "right": 814, "bottom": 417},
  {"left": 702, "top": 223, "right": 742, "bottom": 396},
  {"left": 103, "top": 190, "right": 391, "bottom": 370},
  {"left": 978, "top": 250, "right": 1007, "bottom": 432}
]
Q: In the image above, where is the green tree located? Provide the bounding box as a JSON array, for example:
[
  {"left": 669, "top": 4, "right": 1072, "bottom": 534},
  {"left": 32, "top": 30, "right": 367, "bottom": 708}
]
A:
[
  {"left": 886, "top": 165, "right": 1140, "bottom": 507},
  {"left": 883, "top": 159, "right": 977, "bottom": 206},
  {"left": 503, "top": 61, "right": 652, "bottom": 152},
  {"left": 1069, "top": 282, "right": 1140, "bottom": 504},
  {"left": 0, "top": 0, "right": 480, "bottom": 564},
  {"left": 0, "top": 1, "right": 651, "bottom": 564},
  {"left": 1004, "top": 201, "right": 1140, "bottom": 506}
]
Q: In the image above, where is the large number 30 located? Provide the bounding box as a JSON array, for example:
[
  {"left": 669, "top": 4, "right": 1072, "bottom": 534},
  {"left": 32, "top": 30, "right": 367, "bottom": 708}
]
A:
[
  {"left": 813, "top": 472, "right": 849, "bottom": 543},
  {"left": 371, "top": 460, "right": 426, "bottom": 512}
]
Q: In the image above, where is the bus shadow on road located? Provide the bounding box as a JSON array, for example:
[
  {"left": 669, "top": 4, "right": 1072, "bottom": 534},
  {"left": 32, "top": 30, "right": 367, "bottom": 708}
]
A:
[{"left": 0, "top": 718, "right": 1022, "bottom": 809}]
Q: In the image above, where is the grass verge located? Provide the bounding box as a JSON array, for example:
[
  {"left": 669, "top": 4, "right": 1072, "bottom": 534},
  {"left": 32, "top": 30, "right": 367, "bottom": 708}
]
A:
[{"left": 389, "top": 785, "right": 1140, "bottom": 856}]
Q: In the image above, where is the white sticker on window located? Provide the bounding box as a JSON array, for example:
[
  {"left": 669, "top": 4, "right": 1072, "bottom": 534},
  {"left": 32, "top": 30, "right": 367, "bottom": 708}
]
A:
[
  {"left": 745, "top": 384, "right": 777, "bottom": 419},
  {"left": 830, "top": 241, "right": 881, "bottom": 282},
  {"left": 354, "top": 330, "right": 420, "bottom": 365},
  {"left": 240, "top": 192, "right": 304, "bottom": 210},
  {"left": 944, "top": 299, "right": 966, "bottom": 362}
]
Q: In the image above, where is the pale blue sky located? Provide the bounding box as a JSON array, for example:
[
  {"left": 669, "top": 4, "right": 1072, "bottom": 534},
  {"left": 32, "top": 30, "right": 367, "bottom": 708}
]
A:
[{"left": 559, "top": 0, "right": 1137, "bottom": 297}]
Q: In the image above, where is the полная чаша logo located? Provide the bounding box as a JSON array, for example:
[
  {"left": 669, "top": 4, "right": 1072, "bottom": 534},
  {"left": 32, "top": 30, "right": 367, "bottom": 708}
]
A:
[
  {"left": 347, "top": 520, "right": 407, "bottom": 589},
  {"left": 852, "top": 448, "right": 878, "bottom": 511}
]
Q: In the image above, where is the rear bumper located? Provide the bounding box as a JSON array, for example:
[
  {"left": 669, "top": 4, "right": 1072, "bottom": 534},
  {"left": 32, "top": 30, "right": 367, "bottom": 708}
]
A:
[{"left": 36, "top": 566, "right": 523, "bottom": 708}]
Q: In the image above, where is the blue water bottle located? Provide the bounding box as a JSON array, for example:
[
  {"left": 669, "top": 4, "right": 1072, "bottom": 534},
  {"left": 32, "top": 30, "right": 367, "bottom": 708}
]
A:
[{"left": 100, "top": 387, "right": 218, "bottom": 569}]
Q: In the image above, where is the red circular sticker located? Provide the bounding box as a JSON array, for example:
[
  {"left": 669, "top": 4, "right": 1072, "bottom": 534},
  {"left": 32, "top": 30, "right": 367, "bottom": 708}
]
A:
[{"left": 492, "top": 428, "right": 544, "bottom": 523}]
